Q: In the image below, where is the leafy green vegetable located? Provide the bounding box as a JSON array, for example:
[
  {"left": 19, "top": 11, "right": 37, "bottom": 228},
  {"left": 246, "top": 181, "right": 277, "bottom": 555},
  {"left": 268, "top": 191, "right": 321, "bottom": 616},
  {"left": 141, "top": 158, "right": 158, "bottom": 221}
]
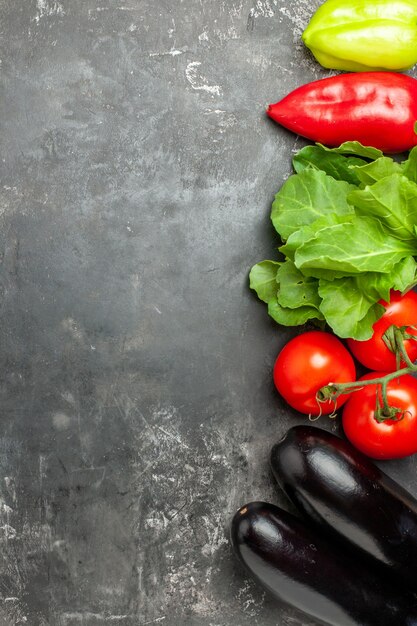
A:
[
  {"left": 249, "top": 261, "right": 279, "bottom": 303},
  {"left": 271, "top": 169, "right": 354, "bottom": 240},
  {"left": 268, "top": 298, "right": 324, "bottom": 326},
  {"left": 348, "top": 174, "right": 417, "bottom": 242},
  {"left": 295, "top": 216, "right": 417, "bottom": 275},
  {"left": 250, "top": 141, "right": 417, "bottom": 339},
  {"left": 276, "top": 260, "right": 321, "bottom": 310},
  {"left": 279, "top": 213, "right": 354, "bottom": 264},
  {"left": 293, "top": 145, "right": 366, "bottom": 185},
  {"left": 351, "top": 157, "right": 401, "bottom": 185},
  {"left": 318, "top": 278, "right": 385, "bottom": 340},
  {"left": 354, "top": 258, "right": 417, "bottom": 302},
  {"left": 317, "top": 141, "right": 383, "bottom": 160},
  {"left": 390, "top": 256, "right": 417, "bottom": 293},
  {"left": 402, "top": 146, "right": 417, "bottom": 182}
]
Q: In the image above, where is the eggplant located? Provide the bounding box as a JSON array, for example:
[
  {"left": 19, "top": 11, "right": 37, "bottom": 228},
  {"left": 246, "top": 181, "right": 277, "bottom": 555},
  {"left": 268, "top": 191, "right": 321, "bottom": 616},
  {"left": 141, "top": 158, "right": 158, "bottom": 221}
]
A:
[
  {"left": 270, "top": 425, "right": 417, "bottom": 589},
  {"left": 231, "top": 501, "right": 417, "bottom": 626}
]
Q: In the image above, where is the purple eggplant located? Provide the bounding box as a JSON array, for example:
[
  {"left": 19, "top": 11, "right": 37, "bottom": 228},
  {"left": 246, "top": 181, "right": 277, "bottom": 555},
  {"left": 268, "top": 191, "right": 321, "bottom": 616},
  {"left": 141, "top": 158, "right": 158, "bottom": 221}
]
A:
[
  {"left": 231, "top": 501, "right": 417, "bottom": 625},
  {"left": 270, "top": 425, "right": 417, "bottom": 590}
]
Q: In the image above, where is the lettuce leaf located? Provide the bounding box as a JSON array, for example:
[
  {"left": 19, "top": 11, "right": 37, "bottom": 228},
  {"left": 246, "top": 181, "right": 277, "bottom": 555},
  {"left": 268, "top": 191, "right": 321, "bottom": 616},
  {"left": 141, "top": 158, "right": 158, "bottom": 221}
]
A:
[
  {"left": 317, "top": 258, "right": 417, "bottom": 339},
  {"left": 271, "top": 169, "right": 354, "bottom": 240},
  {"left": 350, "top": 157, "right": 401, "bottom": 186},
  {"left": 292, "top": 145, "right": 366, "bottom": 185},
  {"left": 348, "top": 174, "right": 417, "bottom": 242},
  {"left": 317, "top": 142, "right": 383, "bottom": 160},
  {"left": 268, "top": 298, "right": 324, "bottom": 326},
  {"left": 276, "top": 260, "right": 321, "bottom": 310},
  {"left": 249, "top": 260, "right": 280, "bottom": 303},
  {"left": 318, "top": 278, "right": 385, "bottom": 340},
  {"left": 401, "top": 146, "right": 417, "bottom": 183},
  {"left": 279, "top": 213, "right": 354, "bottom": 264},
  {"left": 295, "top": 217, "right": 417, "bottom": 275}
]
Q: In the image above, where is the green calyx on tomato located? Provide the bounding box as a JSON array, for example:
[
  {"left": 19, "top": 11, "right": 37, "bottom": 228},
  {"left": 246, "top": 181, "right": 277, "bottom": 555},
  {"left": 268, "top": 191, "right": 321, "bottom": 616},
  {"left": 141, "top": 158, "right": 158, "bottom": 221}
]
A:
[{"left": 341, "top": 372, "right": 417, "bottom": 460}]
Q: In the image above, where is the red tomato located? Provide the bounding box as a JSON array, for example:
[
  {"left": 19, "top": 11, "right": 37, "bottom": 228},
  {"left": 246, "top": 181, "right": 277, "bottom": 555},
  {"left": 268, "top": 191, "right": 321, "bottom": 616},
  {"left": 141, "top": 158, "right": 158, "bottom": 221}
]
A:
[
  {"left": 342, "top": 372, "right": 417, "bottom": 459},
  {"left": 347, "top": 290, "right": 417, "bottom": 371},
  {"left": 273, "top": 331, "right": 356, "bottom": 416}
]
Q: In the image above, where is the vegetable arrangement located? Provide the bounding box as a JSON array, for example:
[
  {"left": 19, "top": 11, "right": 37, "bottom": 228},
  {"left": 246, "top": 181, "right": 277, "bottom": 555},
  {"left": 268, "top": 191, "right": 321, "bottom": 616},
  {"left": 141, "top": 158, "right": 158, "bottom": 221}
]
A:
[
  {"left": 246, "top": 0, "right": 417, "bottom": 460},
  {"left": 231, "top": 427, "right": 417, "bottom": 626},
  {"left": 233, "top": 0, "right": 417, "bottom": 621},
  {"left": 270, "top": 297, "right": 417, "bottom": 458}
]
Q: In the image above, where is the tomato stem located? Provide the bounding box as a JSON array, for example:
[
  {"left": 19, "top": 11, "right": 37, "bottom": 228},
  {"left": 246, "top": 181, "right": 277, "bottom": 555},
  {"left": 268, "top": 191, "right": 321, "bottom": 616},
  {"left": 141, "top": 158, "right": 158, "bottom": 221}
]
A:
[
  {"left": 381, "top": 379, "right": 390, "bottom": 415},
  {"left": 382, "top": 324, "right": 417, "bottom": 370},
  {"left": 320, "top": 367, "right": 411, "bottom": 401},
  {"left": 395, "top": 327, "right": 417, "bottom": 370},
  {"left": 318, "top": 323, "right": 417, "bottom": 420}
]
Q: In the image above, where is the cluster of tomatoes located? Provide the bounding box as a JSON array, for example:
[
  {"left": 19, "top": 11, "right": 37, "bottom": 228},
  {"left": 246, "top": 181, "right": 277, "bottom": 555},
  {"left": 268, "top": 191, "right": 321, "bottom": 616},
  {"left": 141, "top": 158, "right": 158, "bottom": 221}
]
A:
[{"left": 274, "top": 291, "right": 417, "bottom": 460}]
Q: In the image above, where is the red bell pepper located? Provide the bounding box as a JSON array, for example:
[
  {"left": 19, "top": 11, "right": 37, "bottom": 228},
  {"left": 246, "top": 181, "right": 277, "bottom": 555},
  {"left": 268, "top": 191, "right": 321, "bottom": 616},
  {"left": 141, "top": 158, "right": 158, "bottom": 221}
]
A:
[{"left": 267, "top": 72, "right": 417, "bottom": 153}]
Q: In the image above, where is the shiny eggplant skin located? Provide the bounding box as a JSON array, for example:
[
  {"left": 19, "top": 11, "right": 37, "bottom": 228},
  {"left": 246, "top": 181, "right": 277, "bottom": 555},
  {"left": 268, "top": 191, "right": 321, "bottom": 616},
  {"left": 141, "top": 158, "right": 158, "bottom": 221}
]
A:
[
  {"left": 231, "top": 501, "right": 417, "bottom": 626},
  {"left": 270, "top": 425, "right": 417, "bottom": 589}
]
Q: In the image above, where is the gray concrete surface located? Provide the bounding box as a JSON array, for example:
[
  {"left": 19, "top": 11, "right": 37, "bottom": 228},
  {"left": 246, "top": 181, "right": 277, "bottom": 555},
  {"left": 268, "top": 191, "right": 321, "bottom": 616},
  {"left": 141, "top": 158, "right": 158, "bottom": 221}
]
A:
[{"left": 1, "top": 1, "right": 417, "bottom": 624}]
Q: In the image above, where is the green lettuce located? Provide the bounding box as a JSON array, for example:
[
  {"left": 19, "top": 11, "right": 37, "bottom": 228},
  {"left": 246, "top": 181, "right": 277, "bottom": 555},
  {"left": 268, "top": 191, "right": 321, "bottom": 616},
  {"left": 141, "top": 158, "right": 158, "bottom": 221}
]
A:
[{"left": 249, "top": 142, "right": 417, "bottom": 339}]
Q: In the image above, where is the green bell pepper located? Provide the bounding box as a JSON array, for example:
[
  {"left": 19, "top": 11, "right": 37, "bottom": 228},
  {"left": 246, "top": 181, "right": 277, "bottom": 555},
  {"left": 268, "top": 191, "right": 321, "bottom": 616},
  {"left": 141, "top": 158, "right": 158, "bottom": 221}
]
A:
[{"left": 302, "top": 0, "right": 417, "bottom": 72}]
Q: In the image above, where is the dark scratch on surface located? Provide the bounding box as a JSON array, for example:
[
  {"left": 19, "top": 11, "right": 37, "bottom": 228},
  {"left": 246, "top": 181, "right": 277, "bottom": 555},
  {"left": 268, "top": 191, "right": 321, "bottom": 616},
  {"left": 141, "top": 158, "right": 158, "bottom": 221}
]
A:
[{"left": 247, "top": 9, "right": 255, "bottom": 32}]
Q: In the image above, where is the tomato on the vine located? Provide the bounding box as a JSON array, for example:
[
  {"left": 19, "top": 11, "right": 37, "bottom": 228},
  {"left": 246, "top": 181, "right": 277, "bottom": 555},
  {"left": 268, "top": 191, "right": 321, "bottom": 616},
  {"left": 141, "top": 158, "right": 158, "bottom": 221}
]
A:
[
  {"left": 347, "top": 290, "right": 417, "bottom": 371},
  {"left": 273, "top": 330, "right": 356, "bottom": 415},
  {"left": 342, "top": 372, "right": 417, "bottom": 459}
]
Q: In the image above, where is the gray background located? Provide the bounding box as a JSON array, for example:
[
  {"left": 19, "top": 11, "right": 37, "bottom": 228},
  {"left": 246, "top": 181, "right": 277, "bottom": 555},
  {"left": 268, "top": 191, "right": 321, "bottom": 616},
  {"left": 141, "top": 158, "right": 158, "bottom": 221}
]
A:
[{"left": 1, "top": 1, "right": 417, "bottom": 625}]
